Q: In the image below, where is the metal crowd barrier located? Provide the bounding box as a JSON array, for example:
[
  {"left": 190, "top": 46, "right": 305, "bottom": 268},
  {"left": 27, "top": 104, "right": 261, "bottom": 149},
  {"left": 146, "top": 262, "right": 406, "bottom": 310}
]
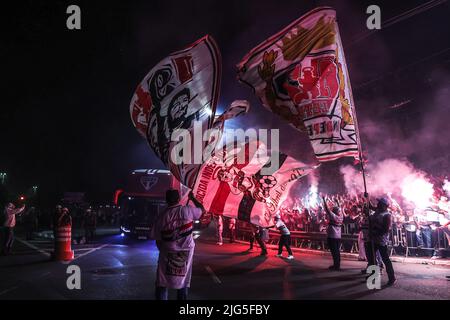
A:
[
  {"left": 235, "top": 225, "right": 359, "bottom": 253},
  {"left": 392, "top": 225, "right": 450, "bottom": 257},
  {"left": 235, "top": 223, "right": 450, "bottom": 257}
]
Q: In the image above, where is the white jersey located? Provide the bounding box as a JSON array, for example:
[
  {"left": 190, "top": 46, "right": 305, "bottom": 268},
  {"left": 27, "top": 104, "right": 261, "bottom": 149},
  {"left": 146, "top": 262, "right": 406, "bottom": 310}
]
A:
[
  {"left": 3, "top": 206, "right": 25, "bottom": 227},
  {"left": 326, "top": 211, "right": 343, "bottom": 239},
  {"left": 276, "top": 220, "right": 290, "bottom": 235},
  {"left": 151, "top": 204, "right": 202, "bottom": 289}
]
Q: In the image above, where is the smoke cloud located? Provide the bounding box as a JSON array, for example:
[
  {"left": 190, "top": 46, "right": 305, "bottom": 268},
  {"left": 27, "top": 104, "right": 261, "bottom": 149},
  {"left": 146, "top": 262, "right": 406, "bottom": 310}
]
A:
[{"left": 340, "top": 158, "right": 435, "bottom": 209}]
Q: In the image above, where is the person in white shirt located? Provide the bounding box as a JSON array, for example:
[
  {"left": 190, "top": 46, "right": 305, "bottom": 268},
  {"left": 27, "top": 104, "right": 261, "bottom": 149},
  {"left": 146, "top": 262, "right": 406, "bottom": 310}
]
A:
[
  {"left": 213, "top": 213, "right": 223, "bottom": 245},
  {"left": 274, "top": 214, "right": 294, "bottom": 260},
  {"left": 2, "top": 202, "right": 26, "bottom": 255},
  {"left": 322, "top": 196, "right": 344, "bottom": 270},
  {"left": 151, "top": 190, "right": 205, "bottom": 300}
]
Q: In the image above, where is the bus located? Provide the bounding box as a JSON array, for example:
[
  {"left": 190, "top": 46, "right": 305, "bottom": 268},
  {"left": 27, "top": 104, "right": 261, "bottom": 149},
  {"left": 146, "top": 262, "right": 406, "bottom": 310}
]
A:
[{"left": 115, "top": 169, "right": 208, "bottom": 239}]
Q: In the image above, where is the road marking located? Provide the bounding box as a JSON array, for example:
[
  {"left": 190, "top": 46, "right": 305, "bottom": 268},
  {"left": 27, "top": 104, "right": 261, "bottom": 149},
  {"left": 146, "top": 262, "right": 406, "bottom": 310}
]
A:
[
  {"left": 205, "top": 265, "right": 222, "bottom": 284},
  {"left": 74, "top": 247, "right": 99, "bottom": 252},
  {"left": 62, "top": 244, "right": 109, "bottom": 264},
  {"left": 28, "top": 240, "right": 53, "bottom": 244},
  {"left": 16, "top": 238, "right": 51, "bottom": 257},
  {"left": 0, "top": 286, "right": 19, "bottom": 296}
]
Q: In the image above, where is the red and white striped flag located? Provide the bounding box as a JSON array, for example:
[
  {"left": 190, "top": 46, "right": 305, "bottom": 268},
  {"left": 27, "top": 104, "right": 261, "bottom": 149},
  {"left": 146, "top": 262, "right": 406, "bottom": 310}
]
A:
[{"left": 192, "top": 140, "right": 317, "bottom": 227}]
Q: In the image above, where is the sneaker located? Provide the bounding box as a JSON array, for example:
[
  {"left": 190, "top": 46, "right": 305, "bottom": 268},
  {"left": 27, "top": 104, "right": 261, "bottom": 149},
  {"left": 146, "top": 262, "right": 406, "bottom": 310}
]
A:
[
  {"left": 216, "top": 242, "right": 223, "bottom": 246},
  {"left": 287, "top": 255, "right": 294, "bottom": 260},
  {"left": 276, "top": 254, "right": 283, "bottom": 257}
]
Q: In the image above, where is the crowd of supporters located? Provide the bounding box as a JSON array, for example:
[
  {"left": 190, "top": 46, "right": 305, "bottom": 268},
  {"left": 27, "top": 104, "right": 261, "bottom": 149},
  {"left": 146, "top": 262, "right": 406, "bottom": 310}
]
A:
[
  {"left": 10, "top": 204, "right": 121, "bottom": 237},
  {"left": 279, "top": 192, "right": 449, "bottom": 233},
  {"left": 226, "top": 190, "right": 450, "bottom": 258}
]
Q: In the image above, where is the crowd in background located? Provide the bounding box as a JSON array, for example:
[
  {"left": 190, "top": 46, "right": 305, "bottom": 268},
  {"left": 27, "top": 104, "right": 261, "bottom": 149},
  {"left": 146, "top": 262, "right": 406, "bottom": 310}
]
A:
[
  {"left": 272, "top": 190, "right": 450, "bottom": 257},
  {"left": 10, "top": 204, "right": 121, "bottom": 236},
  {"left": 280, "top": 191, "right": 448, "bottom": 228}
]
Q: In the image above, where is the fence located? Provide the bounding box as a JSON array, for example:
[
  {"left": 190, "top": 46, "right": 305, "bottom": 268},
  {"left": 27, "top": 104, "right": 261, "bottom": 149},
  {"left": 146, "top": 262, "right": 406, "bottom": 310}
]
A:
[{"left": 233, "top": 222, "right": 450, "bottom": 257}]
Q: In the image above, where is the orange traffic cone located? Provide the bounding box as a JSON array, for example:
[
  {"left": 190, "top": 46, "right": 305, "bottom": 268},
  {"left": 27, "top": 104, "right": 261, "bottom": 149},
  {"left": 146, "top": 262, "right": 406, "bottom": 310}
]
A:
[{"left": 54, "top": 214, "right": 74, "bottom": 261}]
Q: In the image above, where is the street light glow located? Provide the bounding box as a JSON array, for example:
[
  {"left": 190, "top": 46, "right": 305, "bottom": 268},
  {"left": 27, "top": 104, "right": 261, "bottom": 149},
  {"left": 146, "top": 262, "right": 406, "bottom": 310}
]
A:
[{"left": 0, "top": 172, "right": 6, "bottom": 184}]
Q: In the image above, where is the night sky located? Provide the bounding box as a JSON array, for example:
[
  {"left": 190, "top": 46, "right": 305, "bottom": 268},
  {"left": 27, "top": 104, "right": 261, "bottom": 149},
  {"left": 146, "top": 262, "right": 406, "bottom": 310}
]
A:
[{"left": 2, "top": 0, "right": 449, "bottom": 206}]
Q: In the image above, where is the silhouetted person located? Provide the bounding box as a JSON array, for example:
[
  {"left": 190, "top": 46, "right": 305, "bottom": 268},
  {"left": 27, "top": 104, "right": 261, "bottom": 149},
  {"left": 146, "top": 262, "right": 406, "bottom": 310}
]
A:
[
  {"left": 367, "top": 197, "right": 397, "bottom": 286},
  {"left": 322, "top": 196, "right": 344, "bottom": 270},
  {"left": 249, "top": 225, "right": 268, "bottom": 256},
  {"left": 83, "top": 208, "right": 97, "bottom": 243}
]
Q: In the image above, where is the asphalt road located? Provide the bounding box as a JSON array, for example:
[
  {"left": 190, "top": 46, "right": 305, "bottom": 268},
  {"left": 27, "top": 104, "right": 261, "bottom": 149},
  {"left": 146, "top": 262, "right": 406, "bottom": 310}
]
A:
[{"left": 0, "top": 226, "right": 449, "bottom": 300}]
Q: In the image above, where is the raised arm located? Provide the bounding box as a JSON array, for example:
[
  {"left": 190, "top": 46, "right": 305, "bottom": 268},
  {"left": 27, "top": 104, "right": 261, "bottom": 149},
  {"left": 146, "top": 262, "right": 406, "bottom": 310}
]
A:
[
  {"left": 188, "top": 191, "right": 206, "bottom": 215},
  {"left": 14, "top": 205, "right": 26, "bottom": 215},
  {"left": 322, "top": 196, "right": 331, "bottom": 216}
]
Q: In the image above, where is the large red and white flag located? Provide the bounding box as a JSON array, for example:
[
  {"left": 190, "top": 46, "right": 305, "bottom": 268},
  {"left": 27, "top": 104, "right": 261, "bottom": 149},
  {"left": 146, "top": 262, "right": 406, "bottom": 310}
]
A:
[
  {"left": 238, "top": 7, "right": 360, "bottom": 162},
  {"left": 192, "top": 140, "right": 317, "bottom": 227},
  {"left": 130, "top": 35, "right": 222, "bottom": 188}
]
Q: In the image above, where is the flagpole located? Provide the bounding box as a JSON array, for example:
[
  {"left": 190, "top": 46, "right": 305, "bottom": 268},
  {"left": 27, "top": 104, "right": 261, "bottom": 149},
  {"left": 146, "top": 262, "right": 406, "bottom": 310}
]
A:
[{"left": 335, "top": 21, "right": 375, "bottom": 267}]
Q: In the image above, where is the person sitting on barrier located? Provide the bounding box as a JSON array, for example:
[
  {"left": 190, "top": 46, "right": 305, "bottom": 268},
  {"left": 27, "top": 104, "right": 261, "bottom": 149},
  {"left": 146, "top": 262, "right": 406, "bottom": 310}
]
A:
[
  {"left": 429, "top": 203, "right": 450, "bottom": 259},
  {"left": 414, "top": 210, "right": 436, "bottom": 257},
  {"left": 322, "top": 195, "right": 343, "bottom": 271},
  {"left": 273, "top": 214, "right": 294, "bottom": 260}
]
